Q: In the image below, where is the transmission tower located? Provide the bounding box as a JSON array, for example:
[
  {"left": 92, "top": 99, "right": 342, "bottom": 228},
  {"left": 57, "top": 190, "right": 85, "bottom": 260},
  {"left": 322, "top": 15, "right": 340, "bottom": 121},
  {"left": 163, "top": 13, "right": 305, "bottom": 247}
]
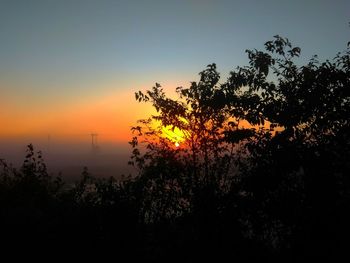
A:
[{"left": 90, "top": 133, "right": 99, "bottom": 154}]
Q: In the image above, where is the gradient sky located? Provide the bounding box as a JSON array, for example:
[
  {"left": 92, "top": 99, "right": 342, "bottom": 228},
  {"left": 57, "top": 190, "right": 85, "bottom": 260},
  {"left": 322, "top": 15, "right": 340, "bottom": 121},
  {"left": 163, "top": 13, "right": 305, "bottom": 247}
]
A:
[{"left": 1, "top": 0, "right": 349, "bottom": 142}]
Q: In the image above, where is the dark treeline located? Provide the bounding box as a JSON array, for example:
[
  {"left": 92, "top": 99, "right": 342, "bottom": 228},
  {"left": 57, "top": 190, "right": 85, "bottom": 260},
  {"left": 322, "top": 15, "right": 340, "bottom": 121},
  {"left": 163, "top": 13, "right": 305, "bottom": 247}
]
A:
[{"left": 1, "top": 36, "right": 349, "bottom": 261}]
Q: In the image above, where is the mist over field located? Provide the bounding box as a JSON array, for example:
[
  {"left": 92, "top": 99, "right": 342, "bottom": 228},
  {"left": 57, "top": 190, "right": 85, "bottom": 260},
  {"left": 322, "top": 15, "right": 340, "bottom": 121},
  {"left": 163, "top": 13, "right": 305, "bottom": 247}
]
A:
[{"left": 0, "top": 136, "right": 134, "bottom": 182}]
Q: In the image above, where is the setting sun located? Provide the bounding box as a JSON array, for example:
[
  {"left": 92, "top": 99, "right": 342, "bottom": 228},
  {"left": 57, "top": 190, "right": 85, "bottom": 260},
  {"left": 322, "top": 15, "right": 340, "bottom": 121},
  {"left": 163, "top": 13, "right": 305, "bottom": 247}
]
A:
[{"left": 161, "top": 126, "right": 186, "bottom": 146}]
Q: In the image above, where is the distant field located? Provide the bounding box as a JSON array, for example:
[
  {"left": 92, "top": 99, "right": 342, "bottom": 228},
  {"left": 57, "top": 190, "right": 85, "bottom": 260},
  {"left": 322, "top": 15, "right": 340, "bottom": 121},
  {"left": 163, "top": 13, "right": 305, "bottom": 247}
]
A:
[{"left": 0, "top": 138, "right": 136, "bottom": 182}]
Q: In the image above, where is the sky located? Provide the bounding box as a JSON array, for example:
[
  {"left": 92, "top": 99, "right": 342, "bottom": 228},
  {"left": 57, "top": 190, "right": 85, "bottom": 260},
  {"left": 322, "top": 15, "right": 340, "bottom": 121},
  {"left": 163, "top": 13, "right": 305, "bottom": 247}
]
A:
[{"left": 0, "top": 0, "right": 349, "bottom": 145}]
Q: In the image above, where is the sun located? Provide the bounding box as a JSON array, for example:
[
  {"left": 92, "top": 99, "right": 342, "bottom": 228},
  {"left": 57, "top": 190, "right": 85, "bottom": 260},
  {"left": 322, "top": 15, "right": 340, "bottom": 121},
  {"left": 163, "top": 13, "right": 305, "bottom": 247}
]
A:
[{"left": 161, "top": 126, "right": 186, "bottom": 147}]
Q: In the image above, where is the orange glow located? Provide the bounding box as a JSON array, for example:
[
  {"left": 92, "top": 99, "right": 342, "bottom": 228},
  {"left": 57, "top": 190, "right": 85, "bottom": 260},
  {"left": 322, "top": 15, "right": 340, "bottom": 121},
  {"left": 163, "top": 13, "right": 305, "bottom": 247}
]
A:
[
  {"left": 0, "top": 88, "right": 154, "bottom": 143},
  {"left": 0, "top": 79, "right": 191, "bottom": 143},
  {"left": 0, "top": 78, "right": 280, "bottom": 145}
]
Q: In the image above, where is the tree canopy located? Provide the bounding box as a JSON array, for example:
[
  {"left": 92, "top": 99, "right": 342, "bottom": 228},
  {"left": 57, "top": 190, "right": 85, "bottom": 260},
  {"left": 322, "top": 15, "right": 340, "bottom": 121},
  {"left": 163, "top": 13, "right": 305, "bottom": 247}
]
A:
[{"left": 130, "top": 35, "right": 350, "bottom": 258}]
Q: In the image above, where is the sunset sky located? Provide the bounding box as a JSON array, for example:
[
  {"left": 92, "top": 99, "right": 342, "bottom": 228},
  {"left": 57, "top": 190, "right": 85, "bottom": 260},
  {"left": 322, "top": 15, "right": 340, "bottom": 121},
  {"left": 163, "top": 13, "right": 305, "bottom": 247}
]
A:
[{"left": 1, "top": 0, "right": 349, "bottom": 143}]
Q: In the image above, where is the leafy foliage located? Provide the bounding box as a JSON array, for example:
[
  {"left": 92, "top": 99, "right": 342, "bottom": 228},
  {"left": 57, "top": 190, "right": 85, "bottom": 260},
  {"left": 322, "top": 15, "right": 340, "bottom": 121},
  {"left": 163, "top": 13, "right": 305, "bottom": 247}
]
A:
[{"left": 130, "top": 35, "right": 350, "bottom": 258}]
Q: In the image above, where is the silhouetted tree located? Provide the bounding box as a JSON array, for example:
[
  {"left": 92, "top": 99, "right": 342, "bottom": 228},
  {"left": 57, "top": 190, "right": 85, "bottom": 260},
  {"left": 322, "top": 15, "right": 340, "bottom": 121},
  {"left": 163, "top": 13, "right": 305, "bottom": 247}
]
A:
[
  {"left": 131, "top": 63, "right": 253, "bottom": 224},
  {"left": 220, "top": 36, "right": 350, "bottom": 258},
  {"left": 131, "top": 35, "right": 350, "bottom": 260}
]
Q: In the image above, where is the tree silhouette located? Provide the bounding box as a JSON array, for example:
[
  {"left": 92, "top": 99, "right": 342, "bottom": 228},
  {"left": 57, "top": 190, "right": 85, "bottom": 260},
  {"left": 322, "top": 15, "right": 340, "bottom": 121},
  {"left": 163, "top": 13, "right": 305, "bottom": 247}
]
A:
[
  {"left": 220, "top": 36, "right": 350, "bottom": 257},
  {"left": 131, "top": 35, "right": 350, "bottom": 259},
  {"left": 131, "top": 63, "right": 253, "bottom": 223}
]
